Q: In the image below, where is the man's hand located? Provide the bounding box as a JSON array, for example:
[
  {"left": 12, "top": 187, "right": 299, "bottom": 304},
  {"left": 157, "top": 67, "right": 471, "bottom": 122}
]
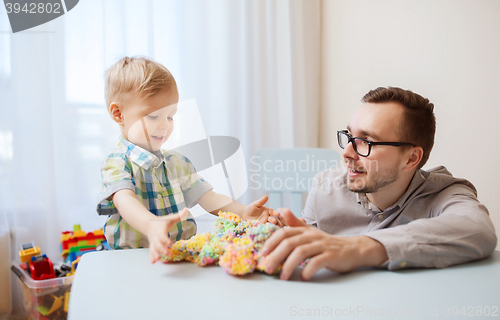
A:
[
  {"left": 269, "top": 207, "right": 306, "bottom": 226},
  {"left": 243, "top": 196, "right": 284, "bottom": 226},
  {"left": 147, "top": 208, "right": 189, "bottom": 264},
  {"left": 260, "top": 208, "right": 388, "bottom": 281}
]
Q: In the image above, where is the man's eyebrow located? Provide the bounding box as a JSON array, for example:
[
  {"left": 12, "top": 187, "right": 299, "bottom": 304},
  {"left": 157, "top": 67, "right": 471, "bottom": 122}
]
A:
[
  {"left": 346, "top": 125, "right": 381, "bottom": 140},
  {"left": 359, "top": 130, "right": 381, "bottom": 141},
  {"left": 346, "top": 125, "right": 382, "bottom": 140}
]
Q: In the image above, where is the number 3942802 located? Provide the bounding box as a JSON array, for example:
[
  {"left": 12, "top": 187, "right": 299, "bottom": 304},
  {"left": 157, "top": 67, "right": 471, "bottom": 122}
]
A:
[
  {"left": 444, "top": 306, "right": 498, "bottom": 317},
  {"left": 5, "top": 2, "right": 62, "bottom": 14}
]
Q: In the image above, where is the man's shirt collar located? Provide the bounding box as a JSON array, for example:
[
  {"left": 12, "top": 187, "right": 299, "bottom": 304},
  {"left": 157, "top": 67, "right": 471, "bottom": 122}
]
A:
[{"left": 356, "top": 193, "right": 381, "bottom": 212}]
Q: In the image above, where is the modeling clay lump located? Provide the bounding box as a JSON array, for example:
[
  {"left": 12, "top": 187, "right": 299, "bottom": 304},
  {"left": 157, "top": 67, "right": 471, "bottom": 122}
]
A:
[{"left": 161, "top": 212, "right": 282, "bottom": 275}]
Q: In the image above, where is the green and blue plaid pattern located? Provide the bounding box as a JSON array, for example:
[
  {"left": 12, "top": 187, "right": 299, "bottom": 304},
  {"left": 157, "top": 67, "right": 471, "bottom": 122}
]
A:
[{"left": 97, "top": 136, "right": 208, "bottom": 249}]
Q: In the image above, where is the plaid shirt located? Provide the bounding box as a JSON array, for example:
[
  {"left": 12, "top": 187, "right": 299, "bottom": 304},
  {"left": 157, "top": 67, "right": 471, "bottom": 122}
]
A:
[{"left": 97, "top": 136, "right": 212, "bottom": 249}]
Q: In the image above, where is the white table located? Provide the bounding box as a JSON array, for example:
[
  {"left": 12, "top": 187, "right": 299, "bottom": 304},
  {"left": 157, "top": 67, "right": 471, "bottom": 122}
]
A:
[{"left": 68, "top": 247, "right": 500, "bottom": 320}]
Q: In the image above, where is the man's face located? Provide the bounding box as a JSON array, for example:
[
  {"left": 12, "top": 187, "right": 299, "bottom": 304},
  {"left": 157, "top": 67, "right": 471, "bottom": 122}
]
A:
[
  {"left": 121, "top": 88, "right": 179, "bottom": 151},
  {"left": 343, "top": 102, "right": 408, "bottom": 194}
]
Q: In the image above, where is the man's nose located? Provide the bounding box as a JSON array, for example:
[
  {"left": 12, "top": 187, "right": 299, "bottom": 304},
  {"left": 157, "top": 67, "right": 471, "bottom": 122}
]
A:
[{"left": 342, "top": 140, "right": 358, "bottom": 160}]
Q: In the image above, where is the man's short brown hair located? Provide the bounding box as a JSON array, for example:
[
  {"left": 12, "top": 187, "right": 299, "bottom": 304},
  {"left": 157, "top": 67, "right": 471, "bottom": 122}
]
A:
[
  {"left": 362, "top": 87, "right": 436, "bottom": 169},
  {"left": 104, "top": 56, "right": 176, "bottom": 109}
]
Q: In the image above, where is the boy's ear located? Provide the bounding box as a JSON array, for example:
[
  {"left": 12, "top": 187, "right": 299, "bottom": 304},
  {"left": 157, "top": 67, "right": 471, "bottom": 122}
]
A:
[{"left": 109, "top": 102, "right": 124, "bottom": 125}]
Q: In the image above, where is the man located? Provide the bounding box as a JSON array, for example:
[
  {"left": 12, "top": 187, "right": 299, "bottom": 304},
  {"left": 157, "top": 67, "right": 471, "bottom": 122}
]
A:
[{"left": 262, "top": 87, "right": 497, "bottom": 281}]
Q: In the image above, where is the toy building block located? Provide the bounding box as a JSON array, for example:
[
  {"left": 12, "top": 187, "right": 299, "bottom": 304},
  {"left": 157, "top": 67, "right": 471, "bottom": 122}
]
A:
[
  {"left": 36, "top": 294, "right": 63, "bottom": 316},
  {"left": 46, "top": 294, "right": 63, "bottom": 315},
  {"left": 96, "top": 242, "right": 111, "bottom": 251},
  {"left": 29, "top": 254, "right": 56, "bottom": 280},
  {"left": 66, "top": 257, "right": 81, "bottom": 277},
  {"left": 54, "top": 263, "right": 72, "bottom": 277},
  {"left": 60, "top": 225, "right": 107, "bottom": 263},
  {"left": 19, "top": 241, "right": 41, "bottom": 263},
  {"left": 64, "top": 291, "right": 70, "bottom": 313}
]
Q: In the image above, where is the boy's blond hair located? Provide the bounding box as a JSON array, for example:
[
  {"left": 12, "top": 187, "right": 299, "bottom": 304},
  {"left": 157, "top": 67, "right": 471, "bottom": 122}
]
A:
[{"left": 104, "top": 56, "right": 177, "bottom": 109}]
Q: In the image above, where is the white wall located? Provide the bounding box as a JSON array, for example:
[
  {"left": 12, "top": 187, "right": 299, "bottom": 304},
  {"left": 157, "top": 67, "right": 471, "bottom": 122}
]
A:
[{"left": 321, "top": 0, "right": 500, "bottom": 247}]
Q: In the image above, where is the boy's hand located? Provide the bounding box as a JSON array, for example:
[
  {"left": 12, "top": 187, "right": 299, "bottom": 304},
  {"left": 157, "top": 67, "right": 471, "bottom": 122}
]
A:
[
  {"left": 147, "top": 208, "right": 189, "bottom": 263},
  {"left": 266, "top": 209, "right": 285, "bottom": 227},
  {"left": 243, "top": 196, "right": 284, "bottom": 227}
]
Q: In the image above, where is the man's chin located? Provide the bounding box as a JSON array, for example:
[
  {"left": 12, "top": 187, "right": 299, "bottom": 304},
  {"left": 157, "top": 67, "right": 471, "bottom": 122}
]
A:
[
  {"left": 347, "top": 179, "right": 367, "bottom": 193},
  {"left": 348, "top": 186, "right": 366, "bottom": 193}
]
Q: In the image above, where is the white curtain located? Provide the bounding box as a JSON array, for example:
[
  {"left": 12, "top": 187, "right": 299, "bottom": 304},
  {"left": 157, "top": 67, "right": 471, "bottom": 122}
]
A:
[{"left": 0, "top": 0, "right": 320, "bottom": 315}]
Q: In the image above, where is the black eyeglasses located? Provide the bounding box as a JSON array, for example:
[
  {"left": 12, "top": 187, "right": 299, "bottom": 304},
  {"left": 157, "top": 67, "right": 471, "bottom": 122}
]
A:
[{"left": 337, "top": 130, "right": 416, "bottom": 157}]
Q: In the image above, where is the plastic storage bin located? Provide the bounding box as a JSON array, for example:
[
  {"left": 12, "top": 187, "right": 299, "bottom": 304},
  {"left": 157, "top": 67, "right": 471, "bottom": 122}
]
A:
[{"left": 11, "top": 263, "right": 73, "bottom": 320}]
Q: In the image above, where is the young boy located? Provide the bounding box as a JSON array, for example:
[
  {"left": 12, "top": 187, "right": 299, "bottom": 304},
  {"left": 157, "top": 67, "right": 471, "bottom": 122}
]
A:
[{"left": 97, "top": 57, "right": 279, "bottom": 263}]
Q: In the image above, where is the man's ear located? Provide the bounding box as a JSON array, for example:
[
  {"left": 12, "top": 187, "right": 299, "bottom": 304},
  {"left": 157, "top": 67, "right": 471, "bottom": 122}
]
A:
[
  {"left": 403, "top": 146, "right": 423, "bottom": 172},
  {"left": 109, "top": 102, "right": 124, "bottom": 125}
]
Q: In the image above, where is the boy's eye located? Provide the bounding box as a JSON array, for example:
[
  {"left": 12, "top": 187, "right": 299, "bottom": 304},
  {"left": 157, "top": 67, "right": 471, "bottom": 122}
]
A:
[
  {"left": 148, "top": 115, "right": 158, "bottom": 120},
  {"left": 168, "top": 117, "right": 174, "bottom": 121}
]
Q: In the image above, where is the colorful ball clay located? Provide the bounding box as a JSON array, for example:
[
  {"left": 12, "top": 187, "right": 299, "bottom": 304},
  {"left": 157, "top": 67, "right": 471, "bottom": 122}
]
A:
[
  {"left": 246, "top": 223, "right": 279, "bottom": 251},
  {"left": 219, "top": 242, "right": 256, "bottom": 275},
  {"left": 196, "top": 237, "right": 226, "bottom": 266},
  {"left": 161, "top": 212, "right": 283, "bottom": 276},
  {"left": 163, "top": 233, "right": 211, "bottom": 263},
  {"left": 214, "top": 211, "right": 241, "bottom": 234}
]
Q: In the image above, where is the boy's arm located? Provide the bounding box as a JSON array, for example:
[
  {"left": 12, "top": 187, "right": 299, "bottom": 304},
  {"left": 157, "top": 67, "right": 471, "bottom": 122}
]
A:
[
  {"left": 172, "top": 153, "right": 280, "bottom": 225},
  {"left": 112, "top": 189, "right": 186, "bottom": 263},
  {"left": 197, "top": 191, "right": 283, "bottom": 225},
  {"left": 195, "top": 190, "right": 244, "bottom": 215}
]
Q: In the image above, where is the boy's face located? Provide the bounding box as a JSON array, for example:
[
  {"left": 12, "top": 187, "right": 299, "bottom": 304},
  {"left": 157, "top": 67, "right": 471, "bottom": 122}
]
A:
[{"left": 120, "top": 88, "right": 179, "bottom": 152}]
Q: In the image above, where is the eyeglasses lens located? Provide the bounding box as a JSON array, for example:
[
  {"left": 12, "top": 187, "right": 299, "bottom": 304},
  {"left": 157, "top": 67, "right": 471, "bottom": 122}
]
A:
[
  {"left": 353, "top": 139, "right": 369, "bottom": 156},
  {"left": 338, "top": 131, "right": 369, "bottom": 157}
]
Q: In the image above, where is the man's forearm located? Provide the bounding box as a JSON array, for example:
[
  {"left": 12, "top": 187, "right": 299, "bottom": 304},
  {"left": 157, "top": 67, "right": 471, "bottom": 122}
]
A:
[
  {"left": 365, "top": 201, "right": 497, "bottom": 270},
  {"left": 356, "top": 236, "right": 389, "bottom": 267}
]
